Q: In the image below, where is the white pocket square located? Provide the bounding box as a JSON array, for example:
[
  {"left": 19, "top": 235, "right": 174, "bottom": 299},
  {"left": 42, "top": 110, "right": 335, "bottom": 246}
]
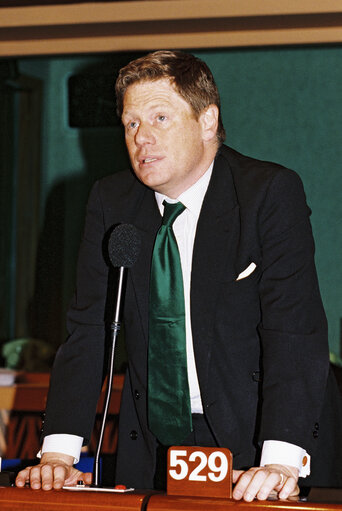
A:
[{"left": 236, "top": 262, "right": 257, "bottom": 281}]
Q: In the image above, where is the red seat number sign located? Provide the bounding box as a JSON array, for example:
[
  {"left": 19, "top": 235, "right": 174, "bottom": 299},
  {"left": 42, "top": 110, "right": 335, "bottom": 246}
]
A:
[{"left": 167, "top": 446, "right": 232, "bottom": 498}]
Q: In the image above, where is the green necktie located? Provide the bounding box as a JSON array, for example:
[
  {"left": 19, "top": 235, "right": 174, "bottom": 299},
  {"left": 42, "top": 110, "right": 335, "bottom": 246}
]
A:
[{"left": 148, "top": 200, "right": 192, "bottom": 445}]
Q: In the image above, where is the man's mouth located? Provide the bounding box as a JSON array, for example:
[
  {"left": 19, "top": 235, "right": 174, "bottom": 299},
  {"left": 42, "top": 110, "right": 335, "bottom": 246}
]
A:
[{"left": 141, "top": 157, "right": 158, "bottom": 164}]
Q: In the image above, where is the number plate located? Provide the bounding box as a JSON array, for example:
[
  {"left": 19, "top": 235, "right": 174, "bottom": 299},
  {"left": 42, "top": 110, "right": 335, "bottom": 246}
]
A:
[{"left": 167, "top": 446, "right": 232, "bottom": 498}]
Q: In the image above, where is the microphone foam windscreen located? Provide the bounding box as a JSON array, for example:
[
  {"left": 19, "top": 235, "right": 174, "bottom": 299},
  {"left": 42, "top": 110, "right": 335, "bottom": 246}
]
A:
[{"left": 108, "top": 224, "right": 141, "bottom": 268}]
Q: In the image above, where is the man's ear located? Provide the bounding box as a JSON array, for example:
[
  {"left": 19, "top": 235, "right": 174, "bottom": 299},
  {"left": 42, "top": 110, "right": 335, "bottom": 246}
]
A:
[{"left": 199, "top": 104, "right": 219, "bottom": 142}]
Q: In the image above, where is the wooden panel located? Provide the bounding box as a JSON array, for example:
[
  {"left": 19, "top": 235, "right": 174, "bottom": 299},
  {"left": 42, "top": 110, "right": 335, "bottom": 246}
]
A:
[
  {"left": 0, "top": 374, "right": 123, "bottom": 412},
  {"left": 0, "top": 487, "right": 150, "bottom": 511},
  {"left": 2, "top": 487, "right": 342, "bottom": 511},
  {"left": 1, "top": 481, "right": 342, "bottom": 511},
  {"left": 1, "top": 0, "right": 342, "bottom": 26},
  {"left": 146, "top": 494, "right": 342, "bottom": 511},
  {"left": 1, "top": 0, "right": 342, "bottom": 56}
]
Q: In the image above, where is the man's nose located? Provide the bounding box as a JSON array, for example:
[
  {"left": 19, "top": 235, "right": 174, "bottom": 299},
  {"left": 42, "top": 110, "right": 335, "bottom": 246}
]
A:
[{"left": 135, "top": 122, "right": 155, "bottom": 146}]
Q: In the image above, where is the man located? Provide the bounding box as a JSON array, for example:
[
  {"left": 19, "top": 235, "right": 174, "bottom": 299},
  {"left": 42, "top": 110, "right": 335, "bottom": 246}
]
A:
[{"left": 16, "top": 50, "right": 342, "bottom": 499}]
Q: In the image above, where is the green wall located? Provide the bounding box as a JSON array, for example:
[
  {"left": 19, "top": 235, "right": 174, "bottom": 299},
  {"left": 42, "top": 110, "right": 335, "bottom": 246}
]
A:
[
  {"left": 19, "top": 56, "right": 130, "bottom": 347},
  {"left": 195, "top": 46, "right": 342, "bottom": 357},
  {"left": 18, "top": 45, "right": 342, "bottom": 356}
]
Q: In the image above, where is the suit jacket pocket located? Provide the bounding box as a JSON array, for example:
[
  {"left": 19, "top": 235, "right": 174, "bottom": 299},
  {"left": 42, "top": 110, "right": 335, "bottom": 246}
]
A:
[{"left": 223, "top": 265, "right": 261, "bottom": 301}]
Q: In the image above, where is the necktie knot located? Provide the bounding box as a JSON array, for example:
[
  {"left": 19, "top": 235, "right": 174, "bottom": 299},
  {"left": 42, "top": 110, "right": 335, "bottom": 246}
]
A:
[{"left": 162, "top": 200, "right": 185, "bottom": 227}]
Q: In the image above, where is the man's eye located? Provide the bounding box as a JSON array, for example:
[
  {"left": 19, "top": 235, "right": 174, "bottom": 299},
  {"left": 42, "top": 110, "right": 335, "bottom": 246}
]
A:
[
  {"left": 157, "top": 115, "right": 167, "bottom": 122},
  {"left": 127, "top": 121, "right": 138, "bottom": 130}
]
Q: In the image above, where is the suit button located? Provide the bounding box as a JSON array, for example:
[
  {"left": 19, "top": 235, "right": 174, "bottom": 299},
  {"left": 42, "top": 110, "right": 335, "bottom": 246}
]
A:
[
  {"left": 314, "top": 422, "right": 319, "bottom": 430},
  {"left": 252, "top": 371, "right": 261, "bottom": 382},
  {"left": 134, "top": 390, "right": 140, "bottom": 400},
  {"left": 313, "top": 430, "right": 319, "bottom": 439},
  {"left": 130, "top": 430, "right": 138, "bottom": 440}
]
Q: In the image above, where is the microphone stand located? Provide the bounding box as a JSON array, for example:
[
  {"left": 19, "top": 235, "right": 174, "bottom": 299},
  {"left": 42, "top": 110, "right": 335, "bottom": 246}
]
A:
[{"left": 92, "top": 266, "right": 125, "bottom": 487}]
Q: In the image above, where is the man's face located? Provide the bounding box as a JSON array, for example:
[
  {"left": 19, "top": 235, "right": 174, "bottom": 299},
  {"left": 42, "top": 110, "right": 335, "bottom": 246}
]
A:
[{"left": 122, "top": 78, "right": 217, "bottom": 198}]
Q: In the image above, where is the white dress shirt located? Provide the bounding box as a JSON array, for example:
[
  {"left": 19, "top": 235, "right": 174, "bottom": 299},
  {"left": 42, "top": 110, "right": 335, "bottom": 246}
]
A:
[{"left": 42, "top": 162, "right": 310, "bottom": 476}]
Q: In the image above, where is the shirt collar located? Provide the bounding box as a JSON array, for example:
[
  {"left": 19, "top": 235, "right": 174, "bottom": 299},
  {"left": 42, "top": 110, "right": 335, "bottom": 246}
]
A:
[{"left": 155, "top": 161, "right": 214, "bottom": 217}]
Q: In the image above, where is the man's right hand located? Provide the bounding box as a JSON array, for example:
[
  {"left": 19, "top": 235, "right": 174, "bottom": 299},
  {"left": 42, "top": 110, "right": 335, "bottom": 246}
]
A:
[{"left": 15, "top": 452, "right": 92, "bottom": 490}]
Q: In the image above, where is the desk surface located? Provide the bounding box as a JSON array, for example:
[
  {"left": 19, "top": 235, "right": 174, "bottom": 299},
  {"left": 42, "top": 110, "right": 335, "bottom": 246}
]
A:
[
  {"left": 147, "top": 493, "right": 342, "bottom": 511},
  {"left": 0, "top": 486, "right": 151, "bottom": 511},
  {"left": 0, "top": 487, "right": 342, "bottom": 511}
]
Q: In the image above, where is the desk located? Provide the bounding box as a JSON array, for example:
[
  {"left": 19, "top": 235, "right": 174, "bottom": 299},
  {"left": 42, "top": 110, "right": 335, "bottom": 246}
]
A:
[
  {"left": 0, "top": 373, "right": 123, "bottom": 458},
  {"left": 146, "top": 494, "right": 342, "bottom": 511},
  {"left": 0, "top": 488, "right": 342, "bottom": 511},
  {"left": 0, "top": 487, "right": 150, "bottom": 511}
]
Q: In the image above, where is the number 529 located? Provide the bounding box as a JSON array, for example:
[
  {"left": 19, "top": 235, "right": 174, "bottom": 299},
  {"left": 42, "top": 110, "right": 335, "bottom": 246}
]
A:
[{"left": 169, "top": 449, "right": 228, "bottom": 482}]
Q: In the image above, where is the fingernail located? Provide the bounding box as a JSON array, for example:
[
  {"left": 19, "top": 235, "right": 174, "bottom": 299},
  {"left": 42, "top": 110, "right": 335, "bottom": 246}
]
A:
[
  {"left": 245, "top": 492, "right": 253, "bottom": 502},
  {"left": 233, "top": 490, "right": 242, "bottom": 500}
]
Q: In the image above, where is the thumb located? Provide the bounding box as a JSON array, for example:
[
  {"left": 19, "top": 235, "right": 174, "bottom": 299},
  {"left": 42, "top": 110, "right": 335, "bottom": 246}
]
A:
[
  {"left": 65, "top": 469, "right": 93, "bottom": 485},
  {"left": 83, "top": 472, "right": 93, "bottom": 485}
]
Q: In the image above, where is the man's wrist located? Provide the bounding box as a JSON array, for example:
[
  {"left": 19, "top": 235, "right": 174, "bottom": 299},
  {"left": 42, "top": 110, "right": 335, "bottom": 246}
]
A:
[
  {"left": 260, "top": 440, "right": 310, "bottom": 478},
  {"left": 40, "top": 451, "right": 75, "bottom": 466},
  {"left": 39, "top": 434, "right": 84, "bottom": 464}
]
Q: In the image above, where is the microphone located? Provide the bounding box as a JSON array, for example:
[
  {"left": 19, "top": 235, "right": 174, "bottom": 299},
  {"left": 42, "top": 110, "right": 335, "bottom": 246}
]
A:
[
  {"left": 107, "top": 224, "right": 141, "bottom": 325},
  {"left": 92, "top": 224, "right": 141, "bottom": 488},
  {"left": 108, "top": 223, "right": 141, "bottom": 269}
]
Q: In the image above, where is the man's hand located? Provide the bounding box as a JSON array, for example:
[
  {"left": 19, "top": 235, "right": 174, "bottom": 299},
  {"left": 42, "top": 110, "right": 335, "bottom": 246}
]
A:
[
  {"left": 15, "top": 452, "right": 92, "bottom": 490},
  {"left": 233, "top": 464, "right": 300, "bottom": 501}
]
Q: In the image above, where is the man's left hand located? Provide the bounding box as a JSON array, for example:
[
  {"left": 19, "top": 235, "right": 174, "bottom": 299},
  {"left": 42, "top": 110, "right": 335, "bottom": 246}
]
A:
[{"left": 232, "top": 464, "right": 300, "bottom": 501}]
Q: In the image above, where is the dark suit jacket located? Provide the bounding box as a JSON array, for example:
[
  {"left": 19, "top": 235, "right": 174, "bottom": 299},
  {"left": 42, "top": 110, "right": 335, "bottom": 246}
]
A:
[{"left": 43, "top": 145, "right": 342, "bottom": 488}]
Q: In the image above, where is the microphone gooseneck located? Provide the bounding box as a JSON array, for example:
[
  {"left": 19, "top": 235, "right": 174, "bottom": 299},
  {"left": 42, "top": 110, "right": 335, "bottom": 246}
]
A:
[{"left": 92, "top": 223, "right": 141, "bottom": 488}]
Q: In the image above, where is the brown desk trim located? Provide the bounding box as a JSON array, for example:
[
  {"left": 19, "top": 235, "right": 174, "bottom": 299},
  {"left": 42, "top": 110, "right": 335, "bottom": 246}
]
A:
[
  {"left": 1, "top": 487, "right": 342, "bottom": 511},
  {"left": 1, "top": 1, "right": 342, "bottom": 57}
]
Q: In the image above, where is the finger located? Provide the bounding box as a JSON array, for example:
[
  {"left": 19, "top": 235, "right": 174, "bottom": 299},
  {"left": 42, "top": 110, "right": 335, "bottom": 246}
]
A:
[
  {"left": 233, "top": 468, "right": 258, "bottom": 500},
  {"left": 40, "top": 464, "right": 53, "bottom": 491},
  {"left": 64, "top": 469, "right": 80, "bottom": 485},
  {"left": 15, "top": 467, "right": 32, "bottom": 487},
  {"left": 256, "top": 472, "right": 285, "bottom": 501},
  {"left": 279, "top": 478, "right": 300, "bottom": 500},
  {"left": 65, "top": 469, "right": 93, "bottom": 486},
  {"left": 232, "top": 470, "right": 244, "bottom": 483},
  {"left": 241, "top": 469, "right": 272, "bottom": 502},
  {"left": 29, "top": 465, "right": 45, "bottom": 490},
  {"left": 65, "top": 469, "right": 85, "bottom": 486},
  {"left": 52, "top": 465, "right": 69, "bottom": 489}
]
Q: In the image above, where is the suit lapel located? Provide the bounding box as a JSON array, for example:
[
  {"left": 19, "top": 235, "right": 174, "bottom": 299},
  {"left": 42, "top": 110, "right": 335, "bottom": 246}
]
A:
[
  {"left": 129, "top": 188, "right": 161, "bottom": 343},
  {"left": 191, "top": 151, "right": 240, "bottom": 400}
]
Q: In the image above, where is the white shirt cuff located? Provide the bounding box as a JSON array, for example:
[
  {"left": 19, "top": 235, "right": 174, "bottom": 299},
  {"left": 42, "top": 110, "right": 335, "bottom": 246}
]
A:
[
  {"left": 38, "top": 434, "right": 84, "bottom": 464},
  {"left": 260, "top": 440, "right": 310, "bottom": 478}
]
